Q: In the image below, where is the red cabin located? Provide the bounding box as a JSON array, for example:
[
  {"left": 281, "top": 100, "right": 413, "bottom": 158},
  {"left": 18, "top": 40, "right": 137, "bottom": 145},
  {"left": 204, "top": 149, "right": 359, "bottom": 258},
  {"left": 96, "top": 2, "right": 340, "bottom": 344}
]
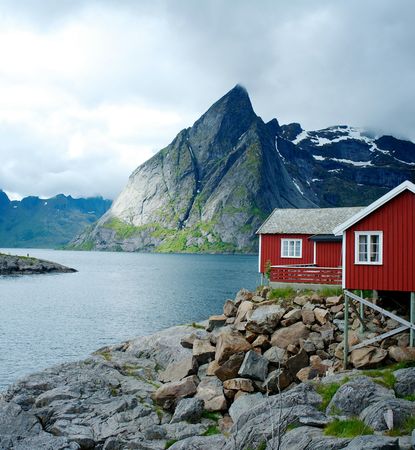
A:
[
  {"left": 333, "top": 180, "right": 415, "bottom": 293},
  {"left": 257, "top": 207, "right": 363, "bottom": 287}
]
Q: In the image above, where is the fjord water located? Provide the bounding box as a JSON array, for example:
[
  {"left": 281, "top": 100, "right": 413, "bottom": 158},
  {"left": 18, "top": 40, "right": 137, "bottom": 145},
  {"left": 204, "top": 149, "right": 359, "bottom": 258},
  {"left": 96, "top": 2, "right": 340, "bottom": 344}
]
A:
[{"left": 0, "top": 249, "right": 258, "bottom": 389}]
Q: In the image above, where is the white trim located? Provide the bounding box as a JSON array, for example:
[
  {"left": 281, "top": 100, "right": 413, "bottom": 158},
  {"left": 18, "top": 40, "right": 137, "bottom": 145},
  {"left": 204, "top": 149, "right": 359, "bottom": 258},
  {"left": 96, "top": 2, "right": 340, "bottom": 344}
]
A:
[
  {"left": 333, "top": 180, "right": 415, "bottom": 235},
  {"left": 313, "top": 241, "right": 316, "bottom": 265},
  {"left": 281, "top": 238, "right": 303, "bottom": 258},
  {"left": 354, "top": 231, "right": 383, "bottom": 265},
  {"left": 342, "top": 231, "right": 346, "bottom": 289},
  {"left": 258, "top": 234, "right": 262, "bottom": 273}
]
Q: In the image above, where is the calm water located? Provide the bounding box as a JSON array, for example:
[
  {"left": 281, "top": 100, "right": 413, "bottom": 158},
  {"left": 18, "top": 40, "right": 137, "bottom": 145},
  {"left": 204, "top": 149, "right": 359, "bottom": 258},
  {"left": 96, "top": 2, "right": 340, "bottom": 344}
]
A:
[{"left": 0, "top": 249, "right": 258, "bottom": 390}]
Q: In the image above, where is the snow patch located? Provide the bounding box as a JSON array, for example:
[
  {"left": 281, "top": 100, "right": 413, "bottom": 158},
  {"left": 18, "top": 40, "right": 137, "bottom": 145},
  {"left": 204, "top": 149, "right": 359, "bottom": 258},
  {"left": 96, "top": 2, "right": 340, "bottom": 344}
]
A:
[
  {"left": 313, "top": 155, "right": 325, "bottom": 161},
  {"left": 292, "top": 179, "right": 304, "bottom": 195},
  {"left": 274, "top": 138, "right": 286, "bottom": 162},
  {"left": 292, "top": 130, "right": 309, "bottom": 145}
]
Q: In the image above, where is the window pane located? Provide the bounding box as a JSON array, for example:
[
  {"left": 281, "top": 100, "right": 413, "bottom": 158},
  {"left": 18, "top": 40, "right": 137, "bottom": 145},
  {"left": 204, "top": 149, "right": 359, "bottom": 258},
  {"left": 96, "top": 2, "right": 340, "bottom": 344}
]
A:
[
  {"left": 295, "top": 240, "right": 301, "bottom": 256},
  {"left": 283, "top": 240, "right": 288, "bottom": 256},
  {"left": 370, "top": 235, "right": 379, "bottom": 262},
  {"left": 358, "top": 235, "right": 368, "bottom": 262}
]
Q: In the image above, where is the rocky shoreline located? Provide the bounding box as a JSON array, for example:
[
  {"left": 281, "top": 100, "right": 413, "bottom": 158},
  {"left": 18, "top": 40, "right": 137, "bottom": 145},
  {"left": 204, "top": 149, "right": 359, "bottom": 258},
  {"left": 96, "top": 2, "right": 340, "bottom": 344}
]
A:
[
  {"left": 1, "top": 288, "right": 415, "bottom": 449},
  {"left": 0, "top": 253, "right": 76, "bottom": 275}
]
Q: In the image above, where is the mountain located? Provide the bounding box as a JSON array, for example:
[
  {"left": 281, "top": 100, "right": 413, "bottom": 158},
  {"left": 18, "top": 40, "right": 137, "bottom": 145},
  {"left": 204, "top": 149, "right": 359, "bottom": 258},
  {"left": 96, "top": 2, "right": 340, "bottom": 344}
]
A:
[
  {"left": 0, "top": 193, "right": 111, "bottom": 248},
  {"left": 72, "top": 85, "right": 415, "bottom": 253}
]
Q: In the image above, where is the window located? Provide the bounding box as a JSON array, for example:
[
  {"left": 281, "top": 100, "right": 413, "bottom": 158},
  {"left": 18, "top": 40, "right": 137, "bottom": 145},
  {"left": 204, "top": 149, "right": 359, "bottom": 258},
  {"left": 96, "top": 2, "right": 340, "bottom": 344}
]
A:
[
  {"left": 281, "top": 239, "right": 302, "bottom": 258},
  {"left": 355, "top": 231, "right": 383, "bottom": 265}
]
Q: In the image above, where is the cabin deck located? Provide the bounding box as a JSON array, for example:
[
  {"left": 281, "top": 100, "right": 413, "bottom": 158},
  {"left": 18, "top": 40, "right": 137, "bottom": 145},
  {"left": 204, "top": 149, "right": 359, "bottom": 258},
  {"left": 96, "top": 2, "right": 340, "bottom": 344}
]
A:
[{"left": 270, "top": 264, "right": 342, "bottom": 285}]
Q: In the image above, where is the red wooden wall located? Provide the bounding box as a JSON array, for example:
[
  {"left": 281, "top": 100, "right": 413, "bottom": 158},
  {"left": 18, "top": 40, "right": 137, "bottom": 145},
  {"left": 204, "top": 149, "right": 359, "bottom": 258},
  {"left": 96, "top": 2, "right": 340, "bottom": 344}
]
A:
[
  {"left": 259, "top": 234, "right": 313, "bottom": 273},
  {"left": 316, "top": 241, "right": 342, "bottom": 267},
  {"left": 345, "top": 190, "right": 415, "bottom": 292}
]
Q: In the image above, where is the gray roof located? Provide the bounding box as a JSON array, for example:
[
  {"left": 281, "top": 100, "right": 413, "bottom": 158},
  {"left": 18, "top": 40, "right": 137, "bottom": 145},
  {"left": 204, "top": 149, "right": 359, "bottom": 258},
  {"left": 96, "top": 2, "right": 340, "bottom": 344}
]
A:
[{"left": 257, "top": 207, "right": 365, "bottom": 235}]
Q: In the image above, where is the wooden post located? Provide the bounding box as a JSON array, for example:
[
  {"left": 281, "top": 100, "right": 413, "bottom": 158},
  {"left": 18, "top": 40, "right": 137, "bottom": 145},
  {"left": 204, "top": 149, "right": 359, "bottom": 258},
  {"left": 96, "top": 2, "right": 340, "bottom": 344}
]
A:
[
  {"left": 411, "top": 292, "right": 415, "bottom": 347},
  {"left": 360, "top": 290, "right": 364, "bottom": 333},
  {"left": 372, "top": 289, "right": 378, "bottom": 305},
  {"left": 344, "top": 292, "right": 349, "bottom": 369}
]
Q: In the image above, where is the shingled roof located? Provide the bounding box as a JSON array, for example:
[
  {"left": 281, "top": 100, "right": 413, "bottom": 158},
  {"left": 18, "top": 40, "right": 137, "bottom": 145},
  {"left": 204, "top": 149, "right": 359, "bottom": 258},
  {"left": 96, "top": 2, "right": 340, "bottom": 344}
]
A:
[{"left": 256, "top": 207, "right": 364, "bottom": 235}]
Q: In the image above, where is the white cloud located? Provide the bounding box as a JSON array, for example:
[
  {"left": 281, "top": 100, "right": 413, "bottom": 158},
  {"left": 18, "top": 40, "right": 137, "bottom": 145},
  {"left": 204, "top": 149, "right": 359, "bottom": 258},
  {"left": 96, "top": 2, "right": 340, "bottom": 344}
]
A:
[{"left": 0, "top": 0, "right": 414, "bottom": 200}]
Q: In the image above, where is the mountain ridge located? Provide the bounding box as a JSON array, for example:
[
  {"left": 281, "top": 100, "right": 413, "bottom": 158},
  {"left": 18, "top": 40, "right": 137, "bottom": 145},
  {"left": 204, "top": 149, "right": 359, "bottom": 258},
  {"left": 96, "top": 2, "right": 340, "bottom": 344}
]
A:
[{"left": 72, "top": 86, "right": 414, "bottom": 253}]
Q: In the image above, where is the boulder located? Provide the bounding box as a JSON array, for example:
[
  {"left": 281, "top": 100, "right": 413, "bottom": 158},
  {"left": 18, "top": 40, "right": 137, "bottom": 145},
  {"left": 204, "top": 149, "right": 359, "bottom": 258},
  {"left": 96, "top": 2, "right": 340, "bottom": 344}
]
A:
[
  {"left": 263, "top": 346, "right": 288, "bottom": 365},
  {"left": 228, "top": 392, "right": 264, "bottom": 422},
  {"left": 359, "top": 398, "right": 415, "bottom": 431},
  {"left": 327, "top": 376, "right": 395, "bottom": 416},
  {"left": 314, "top": 307, "right": 329, "bottom": 325},
  {"left": 152, "top": 375, "right": 199, "bottom": 410},
  {"left": 159, "top": 355, "right": 198, "bottom": 383},
  {"left": 195, "top": 377, "right": 227, "bottom": 412},
  {"left": 245, "top": 304, "right": 286, "bottom": 334},
  {"left": 301, "top": 309, "right": 315, "bottom": 325},
  {"left": 223, "top": 300, "right": 237, "bottom": 317},
  {"left": 293, "top": 296, "right": 309, "bottom": 306},
  {"left": 286, "top": 349, "right": 309, "bottom": 378},
  {"left": 262, "top": 368, "right": 292, "bottom": 393},
  {"left": 206, "top": 315, "right": 227, "bottom": 332},
  {"left": 214, "top": 352, "right": 245, "bottom": 382},
  {"left": 281, "top": 308, "right": 302, "bottom": 326},
  {"left": 223, "top": 378, "right": 254, "bottom": 392},
  {"left": 271, "top": 321, "right": 310, "bottom": 349},
  {"left": 170, "top": 398, "right": 204, "bottom": 424},
  {"left": 192, "top": 339, "right": 215, "bottom": 365},
  {"left": 206, "top": 360, "right": 220, "bottom": 376},
  {"left": 234, "top": 288, "right": 253, "bottom": 306},
  {"left": 238, "top": 351, "right": 268, "bottom": 381},
  {"left": 234, "top": 301, "right": 254, "bottom": 323},
  {"left": 388, "top": 345, "right": 415, "bottom": 363},
  {"left": 280, "top": 426, "right": 350, "bottom": 450},
  {"left": 393, "top": 367, "right": 415, "bottom": 397},
  {"left": 350, "top": 346, "right": 388, "bottom": 369},
  {"left": 169, "top": 435, "right": 226, "bottom": 450},
  {"left": 251, "top": 335, "right": 270, "bottom": 349},
  {"left": 215, "top": 332, "right": 251, "bottom": 365},
  {"left": 326, "top": 295, "right": 343, "bottom": 306},
  {"left": 344, "top": 435, "right": 399, "bottom": 449},
  {"left": 180, "top": 333, "right": 198, "bottom": 349}
]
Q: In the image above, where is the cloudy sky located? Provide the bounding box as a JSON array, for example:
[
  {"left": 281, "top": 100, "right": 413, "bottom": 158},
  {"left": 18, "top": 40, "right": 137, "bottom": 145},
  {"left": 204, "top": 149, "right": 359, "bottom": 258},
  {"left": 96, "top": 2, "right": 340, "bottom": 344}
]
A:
[{"left": 1, "top": 0, "right": 414, "bottom": 200}]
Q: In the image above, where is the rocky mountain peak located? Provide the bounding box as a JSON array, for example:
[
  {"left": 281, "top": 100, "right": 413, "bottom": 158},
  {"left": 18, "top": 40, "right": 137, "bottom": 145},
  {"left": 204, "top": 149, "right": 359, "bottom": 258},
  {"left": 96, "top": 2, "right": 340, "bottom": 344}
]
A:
[{"left": 0, "top": 190, "right": 10, "bottom": 207}]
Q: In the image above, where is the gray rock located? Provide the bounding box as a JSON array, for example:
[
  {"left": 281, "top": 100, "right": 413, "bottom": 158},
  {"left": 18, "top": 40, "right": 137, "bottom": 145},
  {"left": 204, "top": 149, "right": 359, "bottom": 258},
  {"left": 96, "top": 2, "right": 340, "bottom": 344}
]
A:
[
  {"left": 214, "top": 352, "right": 245, "bottom": 382},
  {"left": 195, "top": 377, "right": 227, "bottom": 412},
  {"left": 327, "top": 376, "right": 395, "bottom": 416},
  {"left": 286, "top": 348, "right": 309, "bottom": 378},
  {"left": 280, "top": 426, "right": 350, "bottom": 450},
  {"left": 238, "top": 350, "right": 268, "bottom": 381},
  {"left": 245, "top": 304, "right": 286, "bottom": 334},
  {"left": 228, "top": 392, "right": 263, "bottom": 422},
  {"left": 344, "top": 435, "right": 399, "bottom": 449},
  {"left": 0, "top": 253, "right": 76, "bottom": 275},
  {"left": 12, "top": 435, "right": 80, "bottom": 450},
  {"left": 359, "top": 398, "right": 415, "bottom": 431},
  {"left": 263, "top": 368, "right": 292, "bottom": 393},
  {"left": 163, "top": 422, "right": 207, "bottom": 441},
  {"left": 171, "top": 398, "right": 204, "bottom": 424},
  {"left": 393, "top": 367, "right": 415, "bottom": 397},
  {"left": 263, "top": 346, "right": 288, "bottom": 365},
  {"left": 169, "top": 435, "right": 226, "bottom": 450},
  {"left": 159, "top": 354, "right": 198, "bottom": 383}
]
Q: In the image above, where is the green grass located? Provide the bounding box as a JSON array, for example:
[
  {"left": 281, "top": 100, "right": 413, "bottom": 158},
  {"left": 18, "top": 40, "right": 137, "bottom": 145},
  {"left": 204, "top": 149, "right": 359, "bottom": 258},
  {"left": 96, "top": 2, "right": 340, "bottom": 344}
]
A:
[
  {"left": 98, "top": 351, "right": 112, "bottom": 361},
  {"left": 201, "top": 411, "right": 221, "bottom": 421},
  {"left": 164, "top": 439, "right": 178, "bottom": 449},
  {"left": 190, "top": 322, "right": 206, "bottom": 330},
  {"left": 403, "top": 394, "right": 415, "bottom": 401},
  {"left": 202, "top": 425, "right": 221, "bottom": 436},
  {"left": 318, "top": 286, "right": 343, "bottom": 297},
  {"left": 268, "top": 287, "right": 296, "bottom": 300},
  {"left": 361, "top": 368, "right": 396, "bottom": 389},
  {"left": 387, "top": 416, "right": 415, "bottom": 436},
  {"left": 256, "top": 443, "right": 266, "bottom": 450},
  {"left": 324, "top": 418, "right": 374, "bottom": 438},
  {"left": 315, "top": 382, "right": 343, "bottom": 411}
]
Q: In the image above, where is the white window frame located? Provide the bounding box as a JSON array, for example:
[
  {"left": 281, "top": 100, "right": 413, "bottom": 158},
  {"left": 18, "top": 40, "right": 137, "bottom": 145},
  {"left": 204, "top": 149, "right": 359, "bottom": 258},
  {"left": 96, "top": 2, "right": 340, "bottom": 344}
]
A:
[
  {"left": 281, "top": 239, "right": 302, "bottom": 258},
  {"left": 354, "top": 231, "right": 383, "bottom": 265}
]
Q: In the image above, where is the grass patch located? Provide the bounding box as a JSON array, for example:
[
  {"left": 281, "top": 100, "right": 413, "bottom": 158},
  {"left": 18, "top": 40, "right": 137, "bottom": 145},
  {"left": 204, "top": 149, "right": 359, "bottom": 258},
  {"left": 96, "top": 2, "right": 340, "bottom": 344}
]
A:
[
  {"left": 268, "top": 287, "right": 296, "bottom": 300},
  {"left": 110, "top": 387, "right": 119, "bottom": 397},
  {"left": 387, "top": 416, "right": 415, "bottom": 436},
  {"left": 324, "top": 418, "right": 373, "bottom": 438},
  {"left": 202, "top": 425, "right": 221, "bottom": 436},
  {"left": 256, "top": 442, "right": 267, "bottom": 450},
  {"left": 315, "top": 382, "right": 342, "bottom": 411},
  {"left": 403, "top": 394, "right": 415, "bottom": 401},
  {"left": 201, "top": 411, "right": 221, "bottom": 422},
  {"left": 190, "top": 322, "right": 205, "bottom": 330},
  {"left": 164, "top": 439, "right": 178, "bottom": 449},
  {"left": 361, "top": 368, "right": 396, "bottom": 389},
  {"left": 318, "top": 286, "right": 342, "bottom": 297},
  {"left": 98, "top": 351, "right": 112, "bottom": 361}
]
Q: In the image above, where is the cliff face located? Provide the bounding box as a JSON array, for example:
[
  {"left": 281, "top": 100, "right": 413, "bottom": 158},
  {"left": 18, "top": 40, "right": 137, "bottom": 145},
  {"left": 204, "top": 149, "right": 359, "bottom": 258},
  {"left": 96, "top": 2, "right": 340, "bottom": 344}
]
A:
[
  {"left": 72, "top": 86, "right": 415, "bottom": 253},
  {"left": 72, "top": 86, "right": 312, "bottom": 253}
]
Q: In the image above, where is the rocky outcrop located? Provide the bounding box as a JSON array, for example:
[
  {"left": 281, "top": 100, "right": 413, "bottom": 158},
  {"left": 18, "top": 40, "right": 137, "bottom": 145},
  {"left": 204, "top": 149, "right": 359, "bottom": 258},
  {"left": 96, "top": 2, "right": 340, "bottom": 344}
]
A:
[
  {"left": 1, "top": 289, "right": 415, "bottom": 449},
  {"left": 0, "top": 253, "right": 76, "bottom": 275}
]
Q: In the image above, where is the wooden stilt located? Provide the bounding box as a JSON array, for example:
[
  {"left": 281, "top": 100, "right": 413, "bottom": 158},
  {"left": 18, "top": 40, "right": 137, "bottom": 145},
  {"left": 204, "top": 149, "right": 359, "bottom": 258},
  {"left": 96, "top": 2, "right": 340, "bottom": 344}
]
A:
[
  {"left": 372, "top": 289, "right": 378, "bottom": 305},
  {"left": 344, "top": 293, "right": 349, "bottom": 369},
  {"left": 360, "top": 290, "right": 364, "bottom": 333},
  {"left": 410, "top": 292, "right": 415, "bottom": 347}
]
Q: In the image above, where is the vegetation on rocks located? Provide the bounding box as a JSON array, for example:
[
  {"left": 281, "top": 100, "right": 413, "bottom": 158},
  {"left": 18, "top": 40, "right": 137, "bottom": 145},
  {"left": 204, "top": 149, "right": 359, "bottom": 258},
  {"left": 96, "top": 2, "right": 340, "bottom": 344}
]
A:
[{"left": 324, "top": 418, "right": 374, "bottom": 438}]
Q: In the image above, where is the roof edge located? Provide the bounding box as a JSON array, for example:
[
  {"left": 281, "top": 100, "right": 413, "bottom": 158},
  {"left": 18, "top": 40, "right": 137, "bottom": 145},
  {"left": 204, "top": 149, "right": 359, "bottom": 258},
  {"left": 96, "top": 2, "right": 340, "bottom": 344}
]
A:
[{"left": 333, "top": 180, "right": 415, "bottom": 235}]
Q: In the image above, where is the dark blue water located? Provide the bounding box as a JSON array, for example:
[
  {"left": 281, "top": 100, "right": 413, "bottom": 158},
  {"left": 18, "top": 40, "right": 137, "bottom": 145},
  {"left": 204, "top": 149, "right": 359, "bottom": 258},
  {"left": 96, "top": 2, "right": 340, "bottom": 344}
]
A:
[{"left": 0, "top": 249, "right": 258, "bottom": 389}]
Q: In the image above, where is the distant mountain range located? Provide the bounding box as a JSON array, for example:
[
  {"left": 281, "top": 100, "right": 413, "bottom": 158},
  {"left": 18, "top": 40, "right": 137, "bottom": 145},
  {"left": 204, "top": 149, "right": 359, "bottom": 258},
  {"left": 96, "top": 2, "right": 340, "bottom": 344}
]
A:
[
  {"left": 71, "top": 85, "right": 414, "bottom": 253},
  {"left": 0, "top": 192, "right": 111, "bottom": 248}
]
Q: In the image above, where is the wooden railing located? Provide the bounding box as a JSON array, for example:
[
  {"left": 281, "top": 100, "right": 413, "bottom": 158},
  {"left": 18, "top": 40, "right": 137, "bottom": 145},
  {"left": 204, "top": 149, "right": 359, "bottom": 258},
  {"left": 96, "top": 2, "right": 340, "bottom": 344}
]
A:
[{"left": 270, "top": 265, "right": 342, "bottom": 285}]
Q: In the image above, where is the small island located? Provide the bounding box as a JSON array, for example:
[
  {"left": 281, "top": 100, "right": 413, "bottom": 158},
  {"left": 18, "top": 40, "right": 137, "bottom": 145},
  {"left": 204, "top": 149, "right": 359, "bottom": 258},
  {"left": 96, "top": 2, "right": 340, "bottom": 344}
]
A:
[{"left": 0, "top": 253, "right": 77, "bottom": 275}]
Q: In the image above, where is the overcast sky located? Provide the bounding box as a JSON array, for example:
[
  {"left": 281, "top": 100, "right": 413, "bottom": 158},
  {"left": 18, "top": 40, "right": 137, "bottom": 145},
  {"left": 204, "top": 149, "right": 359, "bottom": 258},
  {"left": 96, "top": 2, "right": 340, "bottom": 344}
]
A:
[{"left": 1, "top": 0, "right": 414, "bottom": 200}]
